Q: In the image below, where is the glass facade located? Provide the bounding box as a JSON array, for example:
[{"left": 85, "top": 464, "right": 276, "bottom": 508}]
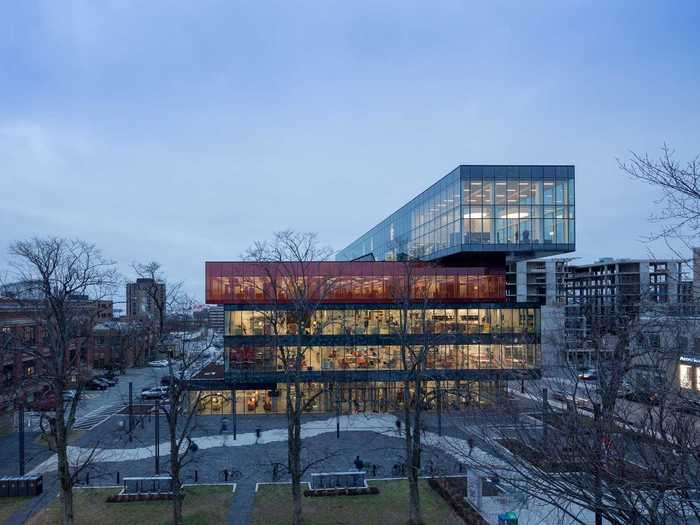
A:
[
  {"left": 224, "top": 305, "right": 540, "bottom": 372},
  {"left": 336, "top": 165, "right": 575, "bottom": 261},
  {"left": 225, "top": 306, "right": 539, "bottom": 337},
  {"left": 206, "top": 261, "right": 505, "bottom": 305},
  {"left": 191, "top": 380, "right": 507, "bottom": 416},
  {"left": 226, "top": 343, "right": 539, "bottom": 372},
  {"left": 196, "top": 165, "right": 565, "bottom": 413}
]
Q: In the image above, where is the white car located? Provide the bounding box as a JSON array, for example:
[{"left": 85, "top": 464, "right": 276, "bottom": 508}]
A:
[
  {"left": 148, "top": 359, "right": 170, "bottom": 368},
  {"left": 577, "top": 368, "right": 597, "bottom": 381},
  {"left": 141, "top": 386, "right": 169, "bottom": 400}
]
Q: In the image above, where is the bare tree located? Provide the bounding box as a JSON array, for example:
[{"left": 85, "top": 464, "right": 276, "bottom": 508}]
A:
[
  {"left": 6, "top": 237, "right": 117, "bottom": 525},
  {"left": 619, "top": 145, "right": 700, "bottom": 245},
  {"left": 389, "top": 254, "right": 442, "bottom": 525},
  {"left": 130, "top": 261, "right": 211, "bottom": 525},
  {"left": 162, "top": 311, "right": 214, "bottom": 525},
  {"left": 244, "top": 230, "right": 336, "bottom": 525},
  {"left": 452, "top": 145, "right": 700, "bottom": 522},
  {"left": 453, "top": 303, "right": 700, "bottom": 525}
]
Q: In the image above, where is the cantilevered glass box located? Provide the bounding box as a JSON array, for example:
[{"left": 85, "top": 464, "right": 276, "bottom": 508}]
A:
[{"left": 336, "top": 165, "right": 575, "bottom": 262}]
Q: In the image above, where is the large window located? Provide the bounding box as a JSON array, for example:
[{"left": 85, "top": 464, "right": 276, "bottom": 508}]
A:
[
  {"left": 464, "top": 174, "right": 573, "bottom": 247},
  {"left": 680, "top": 364, "right": 693, "bottom": 389},
  {"left": 226, "top": 343, "right": 539, "bottom": 372},
  {"left": 225, "top": 307, "right": 539, "bottom": 337},
  {"left": 206, "top": 261, "right": 505, "bottom": 304}
]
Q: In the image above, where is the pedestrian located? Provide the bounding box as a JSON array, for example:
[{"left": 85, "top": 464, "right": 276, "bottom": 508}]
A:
[
  {"left": 220, "top": 417, "right": 227, "bottom": 434},
  {"left": 467, "top": 437, "right": 475, "bottom": 457},
  {"left": 354, "top": 455, "right": 364, "bottom": 471}
]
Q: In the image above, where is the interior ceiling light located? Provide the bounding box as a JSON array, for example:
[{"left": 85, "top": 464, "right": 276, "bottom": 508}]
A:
[{"left": 500, "top": 212, "right": 530, "bottom": 219}]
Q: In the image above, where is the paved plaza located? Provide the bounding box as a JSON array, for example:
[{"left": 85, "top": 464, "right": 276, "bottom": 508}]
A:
[{"left": 1, "top": 411, "right": 476, "bottom": 525}]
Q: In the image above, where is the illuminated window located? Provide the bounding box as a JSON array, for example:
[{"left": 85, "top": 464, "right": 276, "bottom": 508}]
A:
[{"left": 680, "top": 364, "right": 693, "bottom": 389}]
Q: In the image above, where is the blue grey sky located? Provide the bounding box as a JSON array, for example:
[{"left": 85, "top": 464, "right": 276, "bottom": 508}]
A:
[{"left": 1, "top": 1, "right": 699, "bottom": 303}]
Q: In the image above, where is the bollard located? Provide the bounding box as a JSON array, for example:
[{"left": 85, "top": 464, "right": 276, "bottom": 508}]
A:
[
  {"left": 194, "top": 470, "right": 198, "bottom": 482},
  {"left": 224, "top": 469, "right": 228, "bottom": 482},
  {"left": 116, "top": 471, "right": 120, "bottom": 484},
  {"left": 86, "top": 471, "right": 90, "bottom": 485},
  {"left": 255, "top": 428, "right": 261, "bottom": 439}
]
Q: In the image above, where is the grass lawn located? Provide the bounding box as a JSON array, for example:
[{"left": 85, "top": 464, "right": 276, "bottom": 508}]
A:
[
  {"left": 27, "top": 485, "right": 234, "bottom": 525},
  {"left": 251, "top": 480, "right": 464, "bottom": 525},
  {"left": 0, "top": 497, "right": 32, "bottom": 523}
]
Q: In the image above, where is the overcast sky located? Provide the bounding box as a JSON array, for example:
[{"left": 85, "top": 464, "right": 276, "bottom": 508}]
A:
[{"left": 1, "top": 1, "right": 699, "bottom": 305}]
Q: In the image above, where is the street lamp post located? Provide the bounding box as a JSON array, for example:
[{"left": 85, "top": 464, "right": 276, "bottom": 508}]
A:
[
  {"left": 155, "top": 399, "right": 160, "bottom": 475},
  {"left": 18, "top": 403, "right": 25, "bottom": 475}
]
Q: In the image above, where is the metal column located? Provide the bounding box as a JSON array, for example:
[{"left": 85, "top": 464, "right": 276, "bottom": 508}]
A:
[
  {"left": 336, "top": 383, "right": 340, "bottom": 439},
  {"left": 128, "top": 382, "right": 134, "bottom": 442},
  {"left": 231, "top": 388, "right": 237, "bottom": 440},
  {"left": 18, "top": 404, "right": 25, "bottom": 475},
  {"left": 155, "top": 399, "right": 160, "bottom": 474}
]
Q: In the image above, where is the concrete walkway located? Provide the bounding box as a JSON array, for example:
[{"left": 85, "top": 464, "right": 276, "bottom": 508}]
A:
[{"left": 28, "top": 414, "right": 402, "bottom": 475}]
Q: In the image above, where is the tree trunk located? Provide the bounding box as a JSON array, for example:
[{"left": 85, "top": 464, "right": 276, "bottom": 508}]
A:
[
  {"left": 404, "top": 380, "right": 423, "bottom": 525},
  {"left": 289, "top": 380, "right": 304, "bottom": 525},
  {"left": 55, "top": 407, "right": 74, "bottom": 525},
  {"left": 170, "top": 396, "right": 183, "bottom": 525},
  {"left": 171, "top": 436, "right": 183, "bottom": 524}
]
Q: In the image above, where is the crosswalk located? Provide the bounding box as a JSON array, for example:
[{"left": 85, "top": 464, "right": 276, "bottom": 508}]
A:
[
  {"left": 73, "top": 402, "right": 125, "bottom": 431},
  {"left": 81, "top": 392, "right": 100, "bottom": 401}
]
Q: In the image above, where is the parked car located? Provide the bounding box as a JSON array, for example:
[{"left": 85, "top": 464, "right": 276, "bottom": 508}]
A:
[
  {"left": 95, "top": 375, "right": 117, "bottom": 387},
  {"left": 149, "top": 359, "right": 170, "bottom": 368},
  {"left": 577, "top": 368, "right": 598, "bottom": 381},
  {"left": 672, "top": 398, "right": 700, "bottom": 416},
  {"left": 32, "top": 392, "right": 58, "bottom": 411},
  {"left": 85, "top": 378, "right": 109, "bottom": 391},
  {"left": 141, "top": 386, "right": 169, "bottom": 400},
  {"left": 624, "top": 390, "right": 659, "bottom": 405},
  {"left": 102, "top": 370, "right": 120, "bottom": 382}
]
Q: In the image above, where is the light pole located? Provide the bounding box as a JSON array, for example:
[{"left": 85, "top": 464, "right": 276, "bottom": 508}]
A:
[
  {"left": 155, "top": 398, "right": 160, "bottom": 474},
  {"left": 18, "top": 403, "right": 25, "bottom": 475},
  {"left": 128, "top": 382, "right": 134, "bottom": 442}
]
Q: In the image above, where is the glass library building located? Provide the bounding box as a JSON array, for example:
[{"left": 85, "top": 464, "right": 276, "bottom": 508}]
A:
[{"left": 195, "top": 165, "right": 575, "bottom": 416}]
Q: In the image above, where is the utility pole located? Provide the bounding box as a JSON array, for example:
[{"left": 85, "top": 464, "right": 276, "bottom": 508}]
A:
[
  {"left": 336, "top": 383, "right": 340, "bottom": 439},
  {"left": 437, "top": 379, "right": 442, "bottom": 437},
  {"left": 18, "top": 404, "right": 25, "bottom": 475},
  {"left": 128, "top": 382, "right": 134, "bottom": 442},
  {"left": 231, "top": 388, "right": 236, "bottom": 440},
  {"left": 155, "top": 398, "right": 160, "bottom": 475}
]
